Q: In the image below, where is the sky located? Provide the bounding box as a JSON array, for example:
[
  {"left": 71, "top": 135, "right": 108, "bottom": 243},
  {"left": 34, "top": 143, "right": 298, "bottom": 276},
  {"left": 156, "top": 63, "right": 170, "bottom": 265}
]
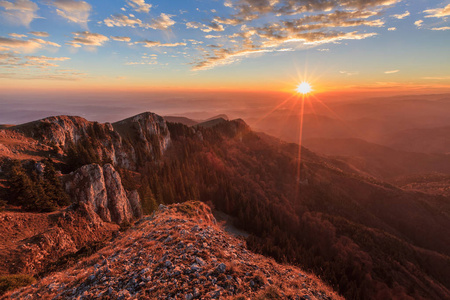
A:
[{"left": 0, "top": 0, "right": 450, "bottom": 94}]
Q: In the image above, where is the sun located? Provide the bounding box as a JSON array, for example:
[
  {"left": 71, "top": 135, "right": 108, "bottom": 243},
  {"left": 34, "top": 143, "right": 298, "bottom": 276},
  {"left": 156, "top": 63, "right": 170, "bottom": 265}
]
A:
[{"left": 296, "top": 82, "right": 312, "bottom": 94}]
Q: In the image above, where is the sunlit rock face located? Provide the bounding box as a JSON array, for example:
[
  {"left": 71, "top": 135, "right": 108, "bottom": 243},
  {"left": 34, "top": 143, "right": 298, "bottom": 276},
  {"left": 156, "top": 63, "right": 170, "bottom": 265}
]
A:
[
  {"left": 14, "top": 112, "right": 171, "bottom": 170},
  {"left": 65, "top": 163, "right": 141, "bottom": 224}
]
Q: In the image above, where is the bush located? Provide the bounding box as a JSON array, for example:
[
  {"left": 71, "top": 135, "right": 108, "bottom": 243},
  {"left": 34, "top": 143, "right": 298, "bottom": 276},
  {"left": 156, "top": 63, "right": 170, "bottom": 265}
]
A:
[{"left": 0, "top": 274, "right": 35, "bottom": 295}]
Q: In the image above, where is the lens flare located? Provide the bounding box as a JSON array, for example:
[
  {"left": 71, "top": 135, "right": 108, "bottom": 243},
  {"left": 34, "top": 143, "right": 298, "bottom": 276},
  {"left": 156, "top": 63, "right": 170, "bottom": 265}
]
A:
[{"left": 296, "top": 82, "right": 312, "bottom": 94}]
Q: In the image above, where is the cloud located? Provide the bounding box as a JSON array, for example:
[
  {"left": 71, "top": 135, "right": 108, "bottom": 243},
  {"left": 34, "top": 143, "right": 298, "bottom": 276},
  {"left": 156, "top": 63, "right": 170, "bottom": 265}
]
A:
[
  {"left": 388, "top": 27, "right": 396, "bottom": 31},
  {"left": 384, "top": 70, "right": 399, "bottom": 74},
  {"left": 137, "top": 40, "right": 186, "bottom": 48},
  {"left": 149, "top": 13, "right": 175, "bottom": 30},
  {"left": 67, "top": 31, "right": 108, "bottom": 48},
  {"left": 104, "top": 14, "right": 142, "bottom": 27},
  {"left": 0, "top": 52, "right": 69, "bottom": 70},
  {"left": 125, "top": 60, "right": 157, "bottom": 65},
  {"left": 29, "top": 31, "right": 49, "bottom": 37},
  {"left": 424, "top": 4, "right": 450, "bottom": 18},
  {"left": 228, "top": 0, "right": 401, "bottom": 23},
  {"left": 186, "top": 21, "right": 224, "bottom": 32},
  {"left": 104, "top": 13, "right": 175, "bottom": 30},
  {"left": 126, "top": 0, "right": 151, "bottom": 13},
  {"left": 0, "top": 0, "right": 39, "bottom": 27},
  {"left": 192, "top": 47, "right": 295, "bottom": 71},
  {"left": 414, "top": 20, "right": 423, "bottom": 28},
  {"left": 0, "top": 70, "right": 85, "bottom": 80},
  {"left": 25, "top": 55, "right": 70, "bottom": 61},
  {"left": 0, "top": 36, "right": 60, "bottom": 52},
  {"left": 111, "top": 36, "right": 131, "bottom": 42},
  {"left": 9, "top": 33, "right": 27, "bottom": 38},
  {"left": 422, "top": 76, "right": 450, "bottom": 80},
  {"left": 391, "top": 11, "right": 409, "bottom": 19},
  {"left": 49, "top": 0, "right": 91, "bottom": 27},
  {"left": 190, "top": 0, "right": 400, "bottom": 70},
  {"left": 431, "top": 26, "right": 450, "bottom": 31},
  {"left": 340, "top": 71, "right": 359, "bottom": 75}
]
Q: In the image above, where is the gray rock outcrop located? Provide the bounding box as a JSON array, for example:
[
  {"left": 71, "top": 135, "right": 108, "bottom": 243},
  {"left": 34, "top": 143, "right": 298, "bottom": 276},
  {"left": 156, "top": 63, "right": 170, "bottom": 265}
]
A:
[
  {"left": 14, "top": 112, "right": 171, "bottom": 170},
  {"left": 65, "top": 163, "right": 142, "bottom": 224}
]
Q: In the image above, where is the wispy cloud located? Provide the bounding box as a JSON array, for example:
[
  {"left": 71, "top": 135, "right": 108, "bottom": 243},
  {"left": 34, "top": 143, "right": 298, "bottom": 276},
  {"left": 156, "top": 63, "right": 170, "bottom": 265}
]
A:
[
  {"left": 186, "top": 21, "right": 224, "bottom": 32},
  {"left": 431, "top": 26, "right": 450, "bottom": 31},
  {"left": 0, "top": 0, "right": 39, "bottom": 27},
  {"left": 104, "top": 14, "right": 142, "bottom": 28},
  {"left": 67, "top": 31, "right": 108, "bottom": 48},
  {"left": 424, "top": 4, "right": 450, "bottom": 18},
  {"left": 384, "top": 70, "right": 399, "bottom": 74},
  {"left": 149, "top": 13, "right": 175, "bottom": 30},
  {"left": 391, "top": 11, "right": 410, "bottom": 19},
  {"left": 137, "top": 40, "right": 186, "bottom": 48},
  {"left": 340, "top": 71, "right": 359, "bottom": 76},
  {"left": 126, "top": 0, "right": 151, "bottom": 13},
  {"left": 9, "top": 33, "right": 27, "bottom": 38},
  {"left": 29, "top": 31, "right": 49, "bottom": 37},
  {"left": 104, "top": 13, "right": 175, "bottom": 30},
  {"left": 191, "top": 1, "right": 395, "bottom": 70},
  {"left": 48, "top": 0, "right": 91, "bottom": 27},
  {"left": 0, "top": 52, "right": 69, "bottom": 69},
  {"left": 110, "top": 36, "right": 131, "bottom": 42},
  {"left": 422, "top": 76, "right": 450, "bottom": 80},
  {"left": 414, "top": 20, "right": 423, "bottom": 28},
  {"left": 0, "top": 36, "right": 60, "bottom": 52}
]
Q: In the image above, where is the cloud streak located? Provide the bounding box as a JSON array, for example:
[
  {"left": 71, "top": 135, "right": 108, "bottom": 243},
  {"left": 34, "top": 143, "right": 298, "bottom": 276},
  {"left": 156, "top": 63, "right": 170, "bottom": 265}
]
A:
[
  {"left": 126, "top": 0, "right": 151, "bottom": 13},
  {"left": 104, "top": 13, "right": 175, "bottom": 30},
  {"left": 384, "top": 70, "right": 399, "bottom": 74},
  {"left": 391, "top": 11, "right": 409, "bottom": 19},
  {"left": 48, "top": 0, "right": 91, "bottom": 27},
  {"left": 0, "top": 36, "right": 60, "bottom": 52},
  {"left": 424, "top": 4, "right": 450, "bottom": 19},
  {"left": 0, "top": 0, "right": 39, "bottom": 27},
  {"left": 67, "top": 31, "right": 108, "bottom": 48}
]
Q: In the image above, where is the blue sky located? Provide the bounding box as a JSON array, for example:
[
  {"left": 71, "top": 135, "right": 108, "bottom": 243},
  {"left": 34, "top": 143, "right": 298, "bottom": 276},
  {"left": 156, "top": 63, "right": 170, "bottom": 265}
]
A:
[{"left": 0, "top": 0, "right": 449, "bottom": 91}]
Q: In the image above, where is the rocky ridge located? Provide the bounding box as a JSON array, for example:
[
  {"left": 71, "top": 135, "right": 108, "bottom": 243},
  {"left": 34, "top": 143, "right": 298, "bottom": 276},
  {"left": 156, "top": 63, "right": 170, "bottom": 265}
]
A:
[
  {"left": 4, "top": 202, "right": 342, "bottom": 300},
  {"left": 12, "top": 112, "right": 170, "bottom": 170}
]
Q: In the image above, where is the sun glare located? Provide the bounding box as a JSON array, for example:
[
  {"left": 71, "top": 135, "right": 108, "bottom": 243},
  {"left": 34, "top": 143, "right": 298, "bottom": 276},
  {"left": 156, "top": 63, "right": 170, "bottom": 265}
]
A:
[{"left": 296, "top": 82, "right": 312, "bottom": 94}]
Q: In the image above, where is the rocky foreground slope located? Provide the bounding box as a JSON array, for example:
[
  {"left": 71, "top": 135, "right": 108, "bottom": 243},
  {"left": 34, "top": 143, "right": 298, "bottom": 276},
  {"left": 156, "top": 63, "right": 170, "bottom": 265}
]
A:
[
  {"left": 0, "top": 163, "right": 142, "bottom": 276},
  {"left": 3, "top": 202, "right": 341, "bottom": 300}
]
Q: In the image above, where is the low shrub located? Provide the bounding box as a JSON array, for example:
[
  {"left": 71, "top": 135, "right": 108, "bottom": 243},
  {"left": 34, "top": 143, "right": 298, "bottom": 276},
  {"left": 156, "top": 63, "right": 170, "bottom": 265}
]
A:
[{"left": 0, "top": 274, "right": 35, "bottom": 295}]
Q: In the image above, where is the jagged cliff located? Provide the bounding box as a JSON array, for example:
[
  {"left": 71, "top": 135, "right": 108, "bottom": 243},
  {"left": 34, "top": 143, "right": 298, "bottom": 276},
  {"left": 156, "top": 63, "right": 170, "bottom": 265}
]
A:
[
  {"left": 3, "top": 202, "right": 342, "bottom": 300},
  {"left": 12, "top": 112, "right": 170, "bottom": 170},
  {"left": 65, "top": 163, "right": 142, "bottom": 224}
]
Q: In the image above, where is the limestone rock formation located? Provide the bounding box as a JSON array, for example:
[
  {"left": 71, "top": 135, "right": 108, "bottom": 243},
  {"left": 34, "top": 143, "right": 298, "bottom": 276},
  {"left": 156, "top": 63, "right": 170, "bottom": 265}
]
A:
[
  {"left": 65, "top": 163, "right": 141, "bottom": 224},
  {"left": 13, "top": 112, "right": 171, "bottom": 170}
]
